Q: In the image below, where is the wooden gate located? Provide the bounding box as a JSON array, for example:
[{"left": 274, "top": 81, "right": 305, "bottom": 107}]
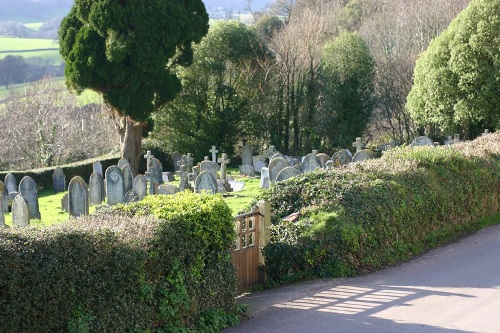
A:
[{"left": 232, "top": 200, "right": 270, "bottom": 293}]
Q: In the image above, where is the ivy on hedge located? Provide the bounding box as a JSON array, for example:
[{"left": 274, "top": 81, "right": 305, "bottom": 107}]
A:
[
  {"left": 0, "top": 192, "right": 238, "bottom": 332},
  {"left": 259, "top": 133, "right": 500, "bottom": 284}
]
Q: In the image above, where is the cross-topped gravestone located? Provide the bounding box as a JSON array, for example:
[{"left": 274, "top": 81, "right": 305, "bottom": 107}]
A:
[
  {"left": 352, "top": 137, "right": 365, "bottom": 152},
  {"left": 218, "top": 153, "right": 230, "bottom": 182},
  {"left": 144, "top": 150, "right": 154, "bottom": 173},
  {"left": 179, "top": 164, "right": 189, "bottom": 191},
  {"left": 186, "top": 153, "right": 194, "bottom": 171},
  {"left": 209, "top": 146, "right": 219, "bottom": 162}
]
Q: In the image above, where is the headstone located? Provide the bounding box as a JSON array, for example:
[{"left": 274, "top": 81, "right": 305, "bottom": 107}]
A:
[
  {"left": 209, "top": 145, "right": 219, "bottom": 162},
  {"left": 301, "top": 151, "right": 321, "bottom": 173},
  {"left": 453, "top": 134, "right": 461, "bottom": 143},
  {"left": 118, "top": 158, "right": 129, "bottom": 169},
  {"left": 8, "top": 191, "right": 19, "bottom": 202},
  {"left": 276, "top": 166, "right": 301, "bottom": 183},
  {"left": 293, "top": 164, "right": 303, "bottom": 173},
  {"left": 178, "top": 163, "right": 189, "bottom": 191},
  {"left": 12, "top": 195, "right": 29, "bottom": 227},
  {"left": 260, "top": 167, "right": 270, "bottom": 189},
  {"left": 89, "top": 172, "right": 105, "bottom": 206},
  {"left": 228, "top": 180, "right": 245, "bottom": 192},
  {"left": 241, "top": 146, "right": 253, "bottom": 166},
  {"left": 482, "top": 129, "right": 490, "bottom": 136},
  {"left": 331, "top": 149, "right": 352, "bottom": 167},
  {"left": 253, "top": 155, "right": 268, "bottom": 173},
  {"left": 0, "top": 181, "right": 7, "bottom": 213},
  {"left": 411, "top": 136, "right": 434, "bottom": 147},
  {"left": 264, "top": 145, "right": 278, "bottom": 159},
  {"left": 239, "top": 165, "right": 255, "bottom": 177},
  {"left": 149, "top": 158, "right": 163, "bottom": 195},
  {"left": 352, "top": 149, "right": 377, "bottom": 162},
  {"left": 352, "top": 137, "right": 365, "bottom": 152},
  {"left": 121, "top": 163, "right": 134, "bottom": 193},
  {"left": 194, "top": 171, "right": 218, "bottom": 194},
  {"left": 157, "top": 184, "right": 180, "bottom": 195},
  {"left": 4, "top": 173, "right": 17, "bottom": 194},
  {"left": 93, "top": 161, "right": 103, "bottom": 177},
  {"left": 105, "top": 166, "right": 125, "bottom": 205},
  {"left": 217, "top": 153, "right": 232, "bottom": 192},
  {"left": 268, "top": 157, "right": 291, "bottom": 184},
  {"left": 61, "top": 193, "right": 69, "bottom": 212},
  {"left": 200, "top": 156, "right": 218, "bottom": 181},
  {"left": 52, "top": 166, "right": 66, "bottom": 193},
  {"left": 124, "top": 190, "right": 138, "bottom": 203},
  {"left": 286, "top": 156, "right": 302, "bottom": 167},
  {"left": 186, "top": 153, "right": 195, "bottom": 171},
  {"left": 133, "top": 174, "right": 147, "bottom": 201},
  {"left": 172, "top": 152, "right": 182, "bottom": 172},
  {"left": 162, "top": 172, "right": 176, "bottom": 182},
  {"left": 143, "top": 150, "right": 154, "bottom": 174},
  {"left": 19, "top": 176, "right": 41, "bottom": 220},
  {"left": 316, "top": 153, "right": 331, "bottom": 169},
  {"left": 68, "top": 176, "right": 89, "bottom": 217},
  {"left": 270, "top": 152, "right": 286, "bottom": 162}
]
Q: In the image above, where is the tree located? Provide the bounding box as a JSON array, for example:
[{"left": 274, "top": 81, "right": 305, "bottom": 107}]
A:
[
  {"left": 317, "top": 30, "right": 375, "bottom": 149},
  {"left": 58, "top": 0, "right": 209, "bottom": 172},
  {"left": 0, "top": 55, "right": 29, "bottom": 88},
  {"left": 407, "top": 0, "right": 500, "bottom": 138}
]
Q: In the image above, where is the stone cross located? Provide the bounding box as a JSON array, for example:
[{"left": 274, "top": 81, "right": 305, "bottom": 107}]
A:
[
  {"left": 209, "top": 146, "right": 219, "bottom": 162},
  {"left": 266, "top": 145, "right": 277, "bottom": 158},
  {"left": 144, "top": 150, "right": 154, "bottom": 172},
  {"left": 352, "top": 137, "right": 365, "bottom": 152},
  {"left": 217, "top": 153, "right": 231, "bottom": 182},
  {"left": 186, "top": 153, "right": 194, "bottom": 170},
  {"left": 179, "top": 164, "right": 188, "bottom": 190}
]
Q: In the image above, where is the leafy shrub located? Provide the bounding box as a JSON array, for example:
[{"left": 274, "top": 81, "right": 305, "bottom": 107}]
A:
[
  {"left": 260, "top": 133, "right": 500, "bottom": 283},
  {"left": 0, "top": 192, "right": 238, "bottom": 332}
]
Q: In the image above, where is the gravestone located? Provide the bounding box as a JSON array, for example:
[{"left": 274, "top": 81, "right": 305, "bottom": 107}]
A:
[
  {"left": 143, "top": 150, "right": 154, "bottom": 176},
  {"left": 270, "top": 152, "right": 286, "bottom": 163},
  {"left": 157, "top": 184, "right": 180, "bottom": 195},
  {"left": 264, "top": 145, "right": 278, "bottom": 159},
  {"left": 121, "top": 163, "right": 134, "bottom": 193},
  {"left": 89, "top": 172, "right": 105, "bottom": 206},
  {"left": 0, "top": 181, "right": 7, "bottom": 213},
  {"left": 240, "top": 145, "right": 255, "bottom": 177},
  {"left": 352, "top": 137, "right": 365, "bottom": 152},
  {"left": 105, "top": 166, "right": 125, "bottom": 205},
  {"left": 200, "top": 157, "right": 218, "bottom": 181},
  {"left": 162, "top": 172, "right": 176, "bottom": 182},
  {"left": 276, "top": 166, "right": 301, "bottom": 183},
  {"left": 68, "top": 176, "right": 89, "bottom": 217},
  {"left": 482, "top": 129, "right": 490, "bottom": 136},
  {"left": 52, "top": 166, "right": 66, "bottom": 193},
  {"left": 316, "top": 153, "right": 330, "bottom": 169},
  {"left": 301, "top": 151, "right": 321, "bottom": 173},
  {"left": 178, "top": 164, "right": 189, "bottom": 191},
  {"left": 352, "top": 149, "right": 377, "bottom": 162},
  {"left": 411, "top": 136, "right": 434, "bottom": 147},
  {"left": 194, "top": 170, "right": 218, "bottom": 194},
  {"left": 19, "top": 176, "right": 41, "bottom": 220},
  {"left": 172, "top": 152, "right": 182, "bottom": 172},
  {"left": 331, "top": 149, "right": 352, "bottom": 167},
  {"left": 268, "top": 157, "right": 291, "bottom": 184},
  {"left": 253, "top": 156, "right": 268, "bottom": 173},
  {"left": 124, "top": 190, "right": 138, "bottom": 203},
  {"left": 217, "top": 153, "right": 232, "bottom": 193},
  {"left": 286, "top": 156, "right": 302, "bottom": 167},
  {"left": 118, "top": 158, "right": 130, "bottom": 169},
  {"left": 93, "top": 161, "right": 103, "bottom": 177},
  {"left": 149, "top": 158, "right": 163, "bottom": 195},
  {"left": 133, "top": 174, "right": 147, "bottom": 201},
  {"left": 12, "top": 195, "right": 29, "bottom": 227},
  {"left": 186, "top": 153, "right": 195, "bottom": 171},
  {"left": 5, "top": 173, "right": 17, "bottom": 194},
  {"left": 293, "top": 164, "right": 303, "bottom": 173},
  {"left": 260, "top": 167, "right": 270, "bottom": 188},
  {"left": 209, "top": 145, "right": 219, "bottom": 162},
  {"left": 61, "top": 193, "right": 69, "bottom": 212}
]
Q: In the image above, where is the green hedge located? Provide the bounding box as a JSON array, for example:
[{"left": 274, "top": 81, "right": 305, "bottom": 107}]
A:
[
  {"left": 0, "top": 156, "right": 120, "bottom": 190},
  {"left": 0, "top": 192, "right": 238, "bottom": 332},
  {"left": 260, "top": 133, "right": 500, "bottom": 283}
]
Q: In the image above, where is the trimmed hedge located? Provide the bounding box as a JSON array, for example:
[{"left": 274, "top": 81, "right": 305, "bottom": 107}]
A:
[
  {"left": 0, "top": 156, "right": 120, "bottom": 190},
  {"left": 260, "top": 133, "right": 500, "bottom": 283},
  {"left": 0, "top": 192, "right": 238, "bottom": 332}
]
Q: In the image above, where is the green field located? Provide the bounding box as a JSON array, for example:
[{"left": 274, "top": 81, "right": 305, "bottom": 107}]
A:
[
  {"left": 24, "top": 22, "right": 44, "bottom": 31},
  {"left": 0, "top": 36, "right": 61, "bottom": 64}
]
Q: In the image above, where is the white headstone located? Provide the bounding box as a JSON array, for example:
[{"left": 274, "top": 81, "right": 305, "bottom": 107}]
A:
[
  {"left": 276, "top": 166, "right": 301, "bottom": 183},
  {"left": 253, "top": 155, "right": 268, "bottom": 173},
  {"left": 260, "top": 167, "right": 270, "bottom": 189},
  {"left": 268, "top": 157, "right": 291, "bottom": 183},
  {"left": 12, "top": 195, "right": 29, "bottom": 227},
  {"left": 118, "top": 158, "right": 130, "bottom": 169},
  {"left": 194, "top": 170, "right": 218, "bottom": 194},
  {"left": 301, "top": 152, "right": 322, "bottom": 173},
  {"left": 411, "top": 136, "right": 434, "bottom": 147}
]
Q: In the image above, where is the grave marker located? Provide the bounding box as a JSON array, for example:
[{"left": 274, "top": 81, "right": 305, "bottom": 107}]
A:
[
  {"left": 352, "top": 137, "right": 365, "bottom": 152},
  {"left": 118, "top": 158, "right": 129, "bottom": 169},
  {"left": 301, "top": 151, "right": 321, "bottom": 173},
  {"left": 89, "top": 172, "right": 105, "bottom": 206},
  {"left": 0, "top": 181, "right": 7, "bottom": 213},
  {"left": 209, "top": 146, "right": 219, "bottom": 162},
  {"left": 19, "top": 176, "right": 41, "bottom": 220},
  {"left": 4, "top": 173, "right": 17, "bottom": 194},
  {"left": 68, "top": 176, "right": 89, "bottom": 217},
  {"left": 105, "top": 166, "right": 125, "bottom": 205},
  {"left": 260, "top": 167, "right": 270, "bottom": 188},
  {"left": 194, "top": 170, "right": 218, "bottom": 194},
  {"left": 352, "top": 149, "right": 377, "bottom": 162},
  {"left": 12, "top": 195, "right": 29, "bottom": 227},
  {"left": 121, "top": 163, "right": 134, "bottom": 193},
  {"left": 200, "top": 157, "right": 218, "bottom": 181},
  {"left": 276, "top": 166, "right": 301, "bottom": 183},
  {"left": 268, "top": 156, "right": 291, "bottom": 184},
  {"left": 149, "top": 158, "right": 163, "bottom": 194},
  {"left": 411, "top": 136, "right": 434, "bottom": 147},
  {"left": 93, "top": 161, "right": 103, "bottom": 177},
  {"left": 133, "top": 174, "right": 147, "bottom": 200}
]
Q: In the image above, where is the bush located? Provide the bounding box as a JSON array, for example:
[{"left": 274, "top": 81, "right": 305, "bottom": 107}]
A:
[
  {"left": 0, "top": 192, "right": 238, "bottom": 332},
  {"left": 260, "top": 133, "right": 500, "bottom": 283}
]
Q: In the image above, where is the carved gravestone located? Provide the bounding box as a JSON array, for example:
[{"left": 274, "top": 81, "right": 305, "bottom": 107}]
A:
[
  {"left": 172, "top": 152, "right": 182, "bottom": 172},
  {"left": 352, "top": 137, "right": 366, "bottom": 152},
  {"left": 316, "top": 153, "right": 331, "bottom": 169},
  {"left": 270, "top": 152, "right": 286, "bottom": 163},
  {"left": 217, "top": 153, "right": 232, "bottom": 193},
  {"left": 352, "top": 149, "right": 377, "bottom": 162},
  {"left": 194, "top": 170, "right": 218, "bottom": 194},
  {"left": 143, "top": 150, "right": 154, "bottom": 177},
  {"left": 200, "top": 157, "right": 218, "bottom": 181},
  {"left": 149, "top": 158, "right": 163, "bottom": 195},
  {"left": 19, "top": 176, "right": 41, "bottom": 220},
  {"left": 118, "top": 158, "right": 130, "bottom": 169},
  {"left": 186, "top": 153, "right": 195, "bottom": 171},
  {"left": 411, "top": 136, "right": 434, "bottom": 147},
  {"left": 124, "top": 190, "right": 138, "bottom": 203},
  {"left": 133, "top": 174, "right": 147, "bottom": 201},
  {"left": 0, "top": 197, "right": 4, "bottom": 227},
  {"left": 269, "top": 156, "right": 291, "bottom": 184},
  {"left": 276, "top": 166, "right": 301, "bottom": 183},
  {"left": 331, "top": 149, "right": 352, "bottom": 167},
  {"left": 301, "top": 152, "right": 322, "bottom": 173},
  {"left": 157, "top": 184, "right": 180, "bottom": 195},
  {"left": 5, "top": 173, "right": 17, "bottom": 194},
  {"left": 12, "top": 195, "right": 29, "bottom": 227},
  {"left": 287, "top": 156, "right": 302, "bottom": 168},
  {"left": 93, "top": 161, "right": 103, "bottom": 177},
  {"left": 240, "top": 146, "right": 255, "bottom": 177},
  {"left": 52, "top": 166, "right": 66, "bottom": 193},
  {"left": 68, "top": 176, "right": 89, "bottom": 217},
  {"left": 121, "top": 163, "right": 134, "bottom": 193},
  {"left": 264, "top": 145, "right": 278, "bottom": 159},
  {"left": 260, "top": 167, "right": 270, "bottom": 189},
  {"left": 89, "top": 172, "right": 105, "bottom": 206},
  {"left": 105, "top": 166, "right": 125, "bottom": 205},
  {"left": 0, "top": 181, "right": 7, "bottom": 213},
  {"left": 209, "top": 146, "right": 219, "bottom": 162},
  {"left": 253, "top": 156, "right": 268, "bottom": 173}
]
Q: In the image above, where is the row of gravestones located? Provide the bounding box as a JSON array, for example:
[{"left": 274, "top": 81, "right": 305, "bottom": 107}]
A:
[{"left": 0, "top": 175, "right": 41, "bottom": 227}]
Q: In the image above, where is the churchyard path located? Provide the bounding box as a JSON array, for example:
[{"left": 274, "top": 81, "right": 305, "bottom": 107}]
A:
[{"left": 224, "top": 223, "right": 500, "bottom": 332}]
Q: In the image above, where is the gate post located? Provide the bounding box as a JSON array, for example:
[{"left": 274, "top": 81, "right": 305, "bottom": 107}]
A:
[{"left": 257, "top": 200, "right": 271, "bottom": 284}]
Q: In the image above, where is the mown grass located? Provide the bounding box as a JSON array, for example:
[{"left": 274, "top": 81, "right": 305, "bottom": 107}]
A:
[{"left": 0, "top": 36, "right": 62, "bottom": 64}]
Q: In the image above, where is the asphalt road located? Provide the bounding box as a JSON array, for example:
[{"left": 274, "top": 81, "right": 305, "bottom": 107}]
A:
[{"left": 224, "top": 224, "right": 500, "bottom": 333}]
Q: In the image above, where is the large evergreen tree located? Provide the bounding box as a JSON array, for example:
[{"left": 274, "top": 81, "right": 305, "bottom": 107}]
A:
[
  {"left": 59, "top": 0, "right": 209, "bottom": 172},
  {"left": 407, "top": 0, "right": 500, "bottom": 138}
]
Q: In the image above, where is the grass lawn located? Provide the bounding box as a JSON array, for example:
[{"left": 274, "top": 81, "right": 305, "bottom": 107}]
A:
[
  {"left": 3, "top": 171, "right": 264, "bottom": 227},
  {"left": 0, "top": 36, "right": 62, "bottom": 64}
]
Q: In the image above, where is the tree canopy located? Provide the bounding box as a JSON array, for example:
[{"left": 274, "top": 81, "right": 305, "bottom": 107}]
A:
[{"left": 407, "top": 0, "right": 500, "bottom": 137}]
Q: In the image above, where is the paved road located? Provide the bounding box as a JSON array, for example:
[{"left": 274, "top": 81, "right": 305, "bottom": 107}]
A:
[{"left": 224, "top": 224, "right": 500, "bottom": 333}]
